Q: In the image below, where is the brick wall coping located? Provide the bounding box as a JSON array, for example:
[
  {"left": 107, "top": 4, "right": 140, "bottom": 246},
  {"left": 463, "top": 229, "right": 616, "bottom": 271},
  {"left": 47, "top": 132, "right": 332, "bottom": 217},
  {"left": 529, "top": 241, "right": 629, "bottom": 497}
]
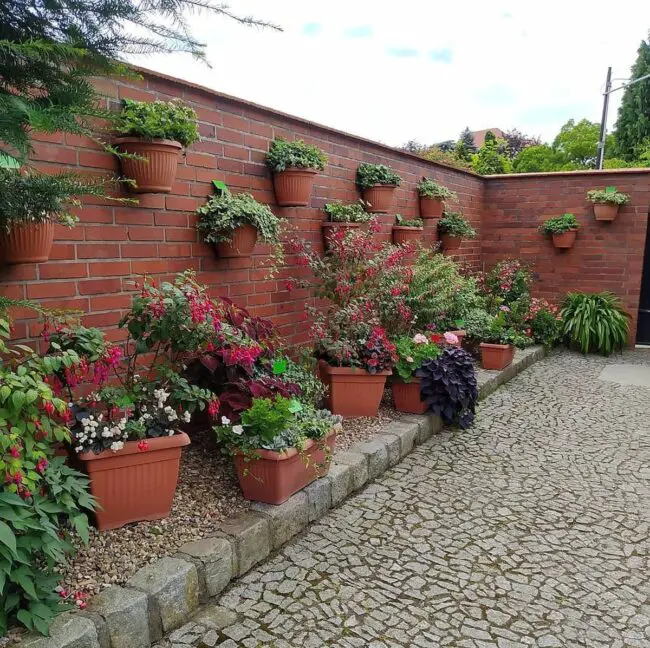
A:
[
  {"left": 131, "top": 65, "right": 483, "bottom": 180},
  {"left": 487, "top": 168, "right": 650, "bottom": 180}
]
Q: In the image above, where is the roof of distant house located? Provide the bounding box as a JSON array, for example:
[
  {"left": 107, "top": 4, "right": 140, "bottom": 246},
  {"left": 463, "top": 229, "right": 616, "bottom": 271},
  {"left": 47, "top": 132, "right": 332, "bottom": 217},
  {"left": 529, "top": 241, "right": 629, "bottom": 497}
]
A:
[{"left": 471, "top": 128, "right": 505, "bottom": 148}]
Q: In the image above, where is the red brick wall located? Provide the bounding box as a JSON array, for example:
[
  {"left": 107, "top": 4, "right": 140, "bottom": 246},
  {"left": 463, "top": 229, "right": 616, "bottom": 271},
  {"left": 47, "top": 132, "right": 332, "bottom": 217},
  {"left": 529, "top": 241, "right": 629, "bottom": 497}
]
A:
[
  {"left": 482, "top": 170, "right": 650, "bottom": 341},
  {"left": 0, "top": 68, "right": 484, "bottom": 346}
]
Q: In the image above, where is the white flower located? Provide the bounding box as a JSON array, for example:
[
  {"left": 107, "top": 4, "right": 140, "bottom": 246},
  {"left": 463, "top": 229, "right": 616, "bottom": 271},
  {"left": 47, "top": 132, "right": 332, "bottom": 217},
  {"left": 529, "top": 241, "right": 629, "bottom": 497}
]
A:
[
  {"left": 232, "top": 425, "right": 244, "bottom": 436},
  {"left": 221, "top": 416, "right": 231, "bottom": 426},
  {"left": 412, "top": 333, "right": 428, "bottom": 345},
  {"left": 406, "top": 356, "right": 414, "bottom": 364},
  {"left": 75, "top": 446, "right": 83, "bottom": 453},
  {"left": 110, "top": 441, "right": 124, "bottom": 452},
  {"left": 182, "top": 411, "right": 192, "bottom": 423}
]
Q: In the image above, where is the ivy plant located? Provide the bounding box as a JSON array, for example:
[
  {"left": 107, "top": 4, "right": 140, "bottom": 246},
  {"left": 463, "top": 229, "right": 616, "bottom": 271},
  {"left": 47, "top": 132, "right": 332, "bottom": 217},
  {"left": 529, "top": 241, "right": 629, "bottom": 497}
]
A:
[
  {"left": 539, "top": 213, "right": 580, "bottom": 235},
  {"left": 356, "top": 163, "right": 402, "bottom": 189},
  {"left": 437, "top": 211, "right": 477, "bottom": 238},
  {"left": 323, "top": 202, "right": 372, "bottom": 223},
  {"left": 586, "top": 188, "right": 630, "bottom": 205},
  {"left": 395, "top": 214, "right": 423, "bottom": 228},
  {"left": 417, "top": 178, "right": 458, "bottom": 201},
  {"left": 265, "top": 138, "right": 328, "bottom": 173}
]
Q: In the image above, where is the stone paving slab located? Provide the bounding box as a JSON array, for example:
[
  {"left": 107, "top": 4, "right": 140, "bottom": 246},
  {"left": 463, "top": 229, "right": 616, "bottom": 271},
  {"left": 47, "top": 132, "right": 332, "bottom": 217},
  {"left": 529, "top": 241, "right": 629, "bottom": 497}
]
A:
[{"left": 152, "top": 349, "right": 650, "bottom": 647}]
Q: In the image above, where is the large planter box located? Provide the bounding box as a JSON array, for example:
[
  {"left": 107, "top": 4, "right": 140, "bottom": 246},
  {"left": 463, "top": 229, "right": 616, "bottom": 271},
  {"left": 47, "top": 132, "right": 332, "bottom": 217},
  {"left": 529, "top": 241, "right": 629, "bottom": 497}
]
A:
[
  {"left": 233, "top": 431, "right": 336, "bottom": 505},
  {"left": 318, "top": 361, "right": 389, "bottom": 417},
  {"left": 76, "top": 433, "right": 190, "bottom": 531},
  {"left": 392, "top": 377, "right": 426, "bottom": 414},
  {"left": 479, "top": 343, "right": 514, "bottom": 370}
]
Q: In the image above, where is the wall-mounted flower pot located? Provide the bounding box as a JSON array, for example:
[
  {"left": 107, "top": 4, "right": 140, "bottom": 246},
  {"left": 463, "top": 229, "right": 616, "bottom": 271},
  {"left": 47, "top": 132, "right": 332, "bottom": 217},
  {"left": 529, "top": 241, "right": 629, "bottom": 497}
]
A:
[
  {"left": 552, "top": 230, "right": 577, "bottom": 249},
  {"left": 0, "top": 222, "right": 54, "bottom": 264},
  {"left": 318, "top": 361, "right": 390, "bottom": 417},
  {"left": 114, "top": 137, "right": 182, "bottom": 193},
  {"left": 76, "top": 432, "right": 190, "bottom": 531},
  {"left": 593, "top": 203, "right": 620, "bottom": 222},
  {"left": 446, "top": 330, "right": 466, "bottom": 347},
  {"left": 392, "top": 377, "right": 426, "bottom": 414},
  {"left": 215, "top": 224, "right": 258, "bottom": 258},
  {"left": 479, "top": 343, "right": 514, "bottom": 371},
  {"left": 419, "top": 196, "right": 444, "bottom": 219},
  {"left": 233, "top": 431, "right": 336, "bottom": 505},
  {"left": 272, "top": 168, "right": 317, "bottom": 207},
  {"left": 363, "top": 185, "right": 396, "bottom": 213},
  {"left": 392, "top": 226, "right": 423, "bottom": 246},
  {"left": 321, "top": 222, "right": 361, "bottom": 250},
  {"left": 440, "top": 234, "right": 462, "bottom": 251}
]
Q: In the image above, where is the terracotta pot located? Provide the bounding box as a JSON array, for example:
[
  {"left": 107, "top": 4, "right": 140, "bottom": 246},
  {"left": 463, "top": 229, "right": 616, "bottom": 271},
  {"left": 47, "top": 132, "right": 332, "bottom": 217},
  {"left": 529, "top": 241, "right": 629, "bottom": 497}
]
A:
[
  {"left": 321, "top": 222, "right": 361, "bottom": 250},
  {"left": 114, "top": 137, "right": 182, "bottom": 193},
  {"left": 392, "top": 377, "right": 426, "bottom": 414},
  {"left": 318, "top": 361, "right": 390, "bottom": 417},
  {"left": 446, "top": 330, "right": 466, "bottom": 348},
  {"left": 215, "top": 224, "right": 258, "bottom": 258},
  {"left": 552, "top": 229, "right": 577, "bottom": 249},
  {"left": 76, "top": 433, "right": 190, "bottom": 531},
  {"left": 363, "top": 185, "right": 396, "bottom": 213},
  {"left": 479, "top": 343, "right": 514, "bottom": 371},
  {"left": 392, "top": 226, "right": 423, "bottom": 246},
  {"left": 233, "top": 431, "right": 336, "bottom": 505},
  {"left": 272, "top": 168, "right": 317, "bottom": 207},
  {"left": 440, "top": 233, "right": 462, "bottom": 251},
  {"left": 0, "top": 222, "right": 54, "bottom": 264},
  {"left": 593, "top": 203, "right": 620, "bottom": 221},
  {"left": 419, "top": 196, "right": 444, "bottom": 219}
]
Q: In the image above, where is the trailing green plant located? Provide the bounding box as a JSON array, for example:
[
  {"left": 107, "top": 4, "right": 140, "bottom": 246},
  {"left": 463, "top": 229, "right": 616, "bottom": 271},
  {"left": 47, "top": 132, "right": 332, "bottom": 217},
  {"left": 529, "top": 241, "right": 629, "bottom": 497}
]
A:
[
  {"left": 539, "top": 213, "right": 580, "bottom": 235},
  {"left": 479, "top": 312, "right": 532, "bottom": 348},
  {"left": 395, "top": 214, "right": 423, "bottom": 228},
  {"left": 561, "top": 292, "right": 630, "bottom": 355},
  {"left": 417, "top": 178, "right": 458, "bottom": 201},
  {"left": 356, "top": 163, "right": 402, "bottom": 189},
  {"left": 323, "top": 202, "right": 372, "bottom": 223},
  {"left": 271, "top": 356, "right": 327, "bottom": 408},
  {"left": 265, "top": 138, "right": 328, "bottom": 173},
  {"left": 393, "top": 333, "right": 442, "bottom": 382},
  {"left": 586, "top": 188, "right": 630, "bottom": 205},
  {"left": 114, "top": 99, "right": 199, "bottom": 147},
  {"left": 196, "top": 189, "right": 282, "bottom": 245},
  {"left": 463, "top": 307, "right": 494, "bottom": 341},
  {"left": 437, "top": 211, "right": 477, "bottom": 239}
]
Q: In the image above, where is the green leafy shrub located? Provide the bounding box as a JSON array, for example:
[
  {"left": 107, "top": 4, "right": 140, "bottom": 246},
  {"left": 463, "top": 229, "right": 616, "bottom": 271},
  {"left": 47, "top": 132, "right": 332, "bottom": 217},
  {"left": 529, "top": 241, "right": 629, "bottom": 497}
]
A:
[
  {"left": 395, "top": 214, "right": 423, "bottom": 228},
  {"left": 478, "top": 312, "right": 532, "bottom": 348},
  {"left": 561, "top": 292, "right": 630, "bottom": 355},
  {"left": 356, "top": 163, "right": 402, "bottom": 189},
  {"left": 586, "top": 188, "right": 630, "bottom": 205},
  {"left": 271, "top": 356, "right": 327, "bottom": 408},
  {"left": 115, "top": 99, "right": 200, "bottom": 147},
  {"left": 417, "top": 178, "right": 457, "bottom": 201},
  {"left": 323, "top": 202, "right": 372, "bottom": 223},
  {"left": 437, "top": 211, "right": 477, "bottom": 239},
  {"left": 393, "top": 333, "right": 442, "bottom": 382},
  {"left": 463, "top": 307, "right": 494, "bottom": 341},
  {"left": 265, "top": 138, "right": 328, "bottom": 172},
  {"left": 197, "top": 190, "right": 282, "bottom": 244},
  {"left": 539, "top": 213, "right": 580, "bottom": 235},
  {"left": 526, "top": 298, "right": 563, "bottom": 348}
]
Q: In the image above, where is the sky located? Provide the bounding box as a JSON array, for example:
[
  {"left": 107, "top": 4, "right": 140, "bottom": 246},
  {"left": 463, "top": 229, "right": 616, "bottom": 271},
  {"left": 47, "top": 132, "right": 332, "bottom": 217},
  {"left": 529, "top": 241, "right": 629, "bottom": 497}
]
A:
[{"left": 130, "top": 1, "right": 650, "bottom": 148}]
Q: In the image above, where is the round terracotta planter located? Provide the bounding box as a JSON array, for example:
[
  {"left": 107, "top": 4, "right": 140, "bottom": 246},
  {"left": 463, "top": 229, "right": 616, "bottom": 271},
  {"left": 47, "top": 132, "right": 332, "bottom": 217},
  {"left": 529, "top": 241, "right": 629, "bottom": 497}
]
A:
[
  {"left": 318, "top": 360, "right": 390, "bottom": 417},
  {"left": 479, "top": 343, "right": 514, "bottom": 371},
  {"left": 0, "top": 222, "right": 54, "bottom": 264},
  {"left": 233, "top": 431, "right": 337, "bottom": 505},
  {"left": 392, "top": 226, "right": 423, "bottom": 246},
  {"left": 363, "top": 185, "right": 396, "bottom": 213},
  {"left": 215, "top": 224, "right": 258, "bottom": 258},
  {"left": 419, "top": 196, "right": 444, "bottom": 219},
  {"left": 440, "top": 233, "right": 462, "bottom": 251},
  {"left": 114, "top": 137, "right": 182, "bottom": 193},
  {"left": 76, "top": 432, "right": 190, "bottom": 531},
  {"left": 392, "top": 377, "right": 427, "bottom": 414},
  {"left": 446, "top": 330, "right": 466, "bottom": 348},
  {"left": 552, "top": 229, "right": 577, "bottom": 249},
  {"left": 272, "top": 168, "right": 317, "bottom": 207},
  {"left": 593, "top": 203, "right": 620, "bottom": 222},
  {"left": 321, "top": 222, "right": 361, "bottom": 250}
]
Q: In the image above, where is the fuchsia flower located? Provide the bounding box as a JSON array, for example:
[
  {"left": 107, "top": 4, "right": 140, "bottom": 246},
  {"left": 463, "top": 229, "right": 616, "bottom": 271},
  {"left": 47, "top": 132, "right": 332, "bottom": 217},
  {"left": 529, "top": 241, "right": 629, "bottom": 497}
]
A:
[
  {"left": 43, "top": 401, "right": 55, "bottom": 416},
  {"left": 208, "top": 398, "right": 221, "bottom": 419},
  {"left": 9, "top": 446, "right": 20, "bottom": 459},
  {"left": 36, "top": 458, "right": 48, "bottom": 474},
  {"left": 137, "top": 440, "right": 149, "bottom": 452}
]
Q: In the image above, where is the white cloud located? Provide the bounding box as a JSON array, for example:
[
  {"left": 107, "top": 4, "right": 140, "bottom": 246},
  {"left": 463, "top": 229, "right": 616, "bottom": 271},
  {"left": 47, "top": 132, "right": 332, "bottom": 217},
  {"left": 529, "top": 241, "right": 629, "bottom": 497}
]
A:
[{"left": 128, "top": 0, "right": 650, "bottom": 147}]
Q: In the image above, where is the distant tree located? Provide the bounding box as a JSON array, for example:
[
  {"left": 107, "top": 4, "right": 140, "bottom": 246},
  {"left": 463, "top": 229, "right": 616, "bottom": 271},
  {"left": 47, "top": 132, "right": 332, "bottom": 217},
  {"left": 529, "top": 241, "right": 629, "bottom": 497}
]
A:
[
  {"left": 512, "top": 145, "right": 567, "bottom": 173},
  {"left": 438, "top": 140, "right": 455, "bottom": 152},
  {"left": 503, "top": 128, "right": 541, "bottom": 158},
  {"left": 471, "top": 130, "right": 512, "bottom": 175},
  {"left": 552, "top": 119, "right": 606, "bottom": 169},
  {"left": 459, "top": 127, "right": 477, "bottom": 153},
  {"left": 454, "top": 141, "right": 472, "bottom": 162},
  {"left": 401, "top": 139, "right": 427, "bottom": 154},
  {"left": 421, "top": 146, "right": 473, "bottom": 171},
  {"left": 615, "top": 32, "right": 650, "bottom": 160}
]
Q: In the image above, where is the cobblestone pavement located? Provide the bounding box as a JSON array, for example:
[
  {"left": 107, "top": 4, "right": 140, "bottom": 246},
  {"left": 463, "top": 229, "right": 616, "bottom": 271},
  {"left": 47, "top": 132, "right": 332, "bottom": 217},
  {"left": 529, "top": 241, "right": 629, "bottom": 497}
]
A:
[{"left": 157, "top": 350, "right": 650, "bottom": 648}]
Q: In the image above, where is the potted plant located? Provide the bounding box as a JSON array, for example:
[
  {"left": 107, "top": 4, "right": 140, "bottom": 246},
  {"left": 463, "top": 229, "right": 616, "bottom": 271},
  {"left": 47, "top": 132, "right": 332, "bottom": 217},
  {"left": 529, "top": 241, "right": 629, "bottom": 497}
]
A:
[
  {"left": 215, "top": 396, "right": 342, "bottom": 504},
  {"left": 266, "top": 138, "right": 328, "bottom": 207},
  {"left": 587, "top": 188, "right": 630, "bottom": 222},
  {"left": 322, "top": 201, "right": 372, "bottom": 249},
  {"left": 196, "top": 188, "right": 282, "bottom": 258},
  {"left": 417, "top": 178, "right": 457, "bottom": 219},
  {"left": 0, "top": 169, "right": 102, "bottom": 264},
  {"left": 114, "top": 99, "right": 199, "bottom": 193},
  {"left": 392, "top": 333, "right": 442, "bottom": 413},
  {"left": 473, "top": 312, "right": 531, "bottom": 370},
  {"left": 539, "top": 213, "right": 580, "bottom": 249},
  {"left": 437, "top": 211, "right": 477, "bottom": 251},
  {"left": 392, "top": 214, "right": 424, "bottom": 246},
  {"left": 356, "top": 163, "right": 402, "bottom": 213}
]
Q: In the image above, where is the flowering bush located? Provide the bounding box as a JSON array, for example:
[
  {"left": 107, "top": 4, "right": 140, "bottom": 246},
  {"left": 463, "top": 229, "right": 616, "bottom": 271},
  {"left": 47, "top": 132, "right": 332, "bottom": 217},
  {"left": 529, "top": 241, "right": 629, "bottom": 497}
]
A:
[
  {"left": 393, "top": 333, "right": 442, "bottom": 382},
  {"left": 526, "top": 298, "right": 562, "bottom": 348},
  {"left": 481, "top": 259, "right": 532, "bottom": 307}
]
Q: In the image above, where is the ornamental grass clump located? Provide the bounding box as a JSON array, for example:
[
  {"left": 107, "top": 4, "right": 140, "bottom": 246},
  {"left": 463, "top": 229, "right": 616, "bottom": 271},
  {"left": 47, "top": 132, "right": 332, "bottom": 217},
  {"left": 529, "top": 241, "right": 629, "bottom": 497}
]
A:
[
  {"left": 265, "top": 138, "right": 328, "bottom": 172},
  {"left": 356, "top": 163, "right": 402, "bottom": 189},
  {"left": 417, "top": 177, "right": 458, "bottom": 201}
]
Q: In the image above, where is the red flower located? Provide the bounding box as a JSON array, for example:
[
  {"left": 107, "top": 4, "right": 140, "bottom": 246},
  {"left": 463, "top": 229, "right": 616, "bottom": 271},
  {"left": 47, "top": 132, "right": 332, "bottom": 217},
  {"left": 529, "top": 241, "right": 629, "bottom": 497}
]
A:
[
  {"left": 43, "top": 400, "right": 55, "bottom": 416},
  {"left": 9, "top": 446, "right": 20, "bottom": 459},
  {"left": 137, "top": 440, "right": 149, "bottom": 452},
  {"left": 208, "top": 398, "right": 220, "bottom": 419},
  {"left": 36, "top": 458, "right": 48, "bottom": 474}
]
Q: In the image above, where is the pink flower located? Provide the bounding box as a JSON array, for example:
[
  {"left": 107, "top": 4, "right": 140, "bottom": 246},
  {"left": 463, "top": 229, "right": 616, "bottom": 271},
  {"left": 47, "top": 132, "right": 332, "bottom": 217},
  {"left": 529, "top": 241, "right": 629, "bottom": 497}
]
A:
[
  {"left": 208, "top": 398, "right": 220, "bottom": 419},
  {"left": 137, "top": 440, "right": 149, "bottom": 452},
  {"left": 43, "top": 401, "right": 55, "bottom": 416},
  {"left": 412, "top": 333, "right": 428, "bottom": 345},
  {"left": 9, "top": 446, "right": 20, "bottom": 459},
  {"left": 443, "top": 332, "right": 459, "bottom": 345},
  {"left": 499, "top": 305, "right": 511, "bottom": 313},
  {"left": 36, "top": 458, "right": 48, "bottom": 474}
]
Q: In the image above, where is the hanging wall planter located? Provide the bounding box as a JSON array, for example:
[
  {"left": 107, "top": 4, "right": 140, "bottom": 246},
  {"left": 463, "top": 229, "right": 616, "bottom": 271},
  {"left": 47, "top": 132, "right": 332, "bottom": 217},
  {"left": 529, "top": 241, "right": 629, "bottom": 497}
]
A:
[
  {"left": 321, "top": 201, "right": 371, "bottom": 250},
  {"left": 539, "top": 213, "right": 580, "bottom": 250},
  {"left": 552, "top": 230, "right": 578, "bottom": 249},
  {"left": 215, "top": 224, "right": 258, "bottom": 258},
  {"left": 0, "top": 222, "right": 54, "bottom": 264},
  {"left": 587, "top": 188, "right": 630, "bottom": 222},
  {"left": 114, "top": 138, "right": 182, "bottom": 193},
  {"left": 392, "top": 215, "right": 423, "bottom": 246},
  {"left": 437, "top": 211, "right": 476, "bottom": 252},
  {"left": 417, "top": 178, "right": 458, "bottom": 219},
  {"left": 356, "top": 163, "right": 402, "bottom": 214}
]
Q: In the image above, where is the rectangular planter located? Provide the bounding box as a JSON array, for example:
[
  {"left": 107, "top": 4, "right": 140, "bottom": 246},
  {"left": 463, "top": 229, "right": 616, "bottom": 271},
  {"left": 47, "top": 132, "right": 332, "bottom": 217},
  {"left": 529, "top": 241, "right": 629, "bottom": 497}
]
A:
[
  {"left": 479, "top": 343, "right": 515, "bottom": 371},
  {"left": 392, "top": 377, "right": 427, "bottom": 414},
  {"left": 318, "top": 361, "right": 390, "bottom": 417},
  {"left": 76, "top": 433, "right": 190, "bottom": 531},
  {"left": 234, "top": 432, "right": 337, "bottom": 505}
]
